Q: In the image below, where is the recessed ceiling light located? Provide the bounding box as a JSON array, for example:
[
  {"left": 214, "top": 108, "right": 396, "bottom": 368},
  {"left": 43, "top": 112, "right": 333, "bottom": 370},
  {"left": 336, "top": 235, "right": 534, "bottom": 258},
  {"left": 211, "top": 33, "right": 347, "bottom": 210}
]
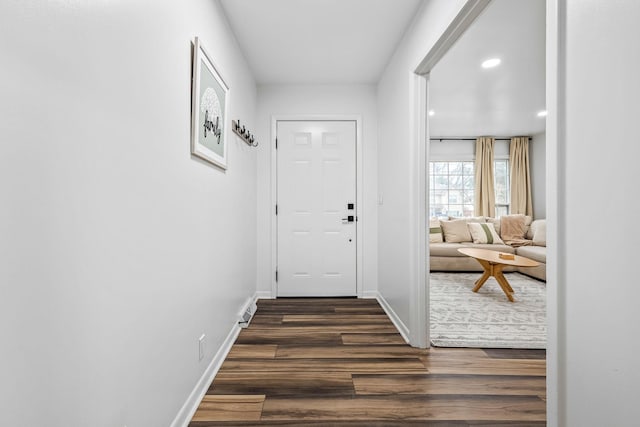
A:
[
  {"left": 481, "top": 58, "right": 501, "bottom": 69},
  {"left": 537, "top": 110, "right": 547, "bottom": 117},
  {"left": 428, "top": 110, "right": 435, "bottom": 116}
]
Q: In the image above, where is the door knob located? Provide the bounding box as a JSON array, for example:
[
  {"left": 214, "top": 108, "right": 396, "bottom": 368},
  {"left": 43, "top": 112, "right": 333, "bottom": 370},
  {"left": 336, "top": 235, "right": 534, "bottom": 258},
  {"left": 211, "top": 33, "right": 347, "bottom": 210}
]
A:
[{"left": 341, "top": 215, "right": 355, "bottom": 223}]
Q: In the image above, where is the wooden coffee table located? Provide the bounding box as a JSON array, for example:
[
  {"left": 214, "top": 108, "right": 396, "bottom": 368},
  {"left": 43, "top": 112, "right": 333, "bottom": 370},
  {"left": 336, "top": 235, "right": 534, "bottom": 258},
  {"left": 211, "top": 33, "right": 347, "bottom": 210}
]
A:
[{"left": 457, "top": 247, "right": 540, "bottom": 302}]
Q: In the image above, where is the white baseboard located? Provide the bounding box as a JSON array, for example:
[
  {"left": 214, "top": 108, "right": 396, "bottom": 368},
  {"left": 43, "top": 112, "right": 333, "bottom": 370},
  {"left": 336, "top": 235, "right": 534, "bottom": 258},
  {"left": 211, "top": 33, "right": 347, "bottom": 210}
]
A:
[
  {"left": 255, "top": 290, "right": 273, "bottom": 299},
  {"left": 170, "top": 293, "right": 260, "bottom": 427},
  {"left": 375, "top": 292, "right": 410, "bottom": 344},
  {"left": 361, "top": 290, "right": 378, "bottom": 299}
]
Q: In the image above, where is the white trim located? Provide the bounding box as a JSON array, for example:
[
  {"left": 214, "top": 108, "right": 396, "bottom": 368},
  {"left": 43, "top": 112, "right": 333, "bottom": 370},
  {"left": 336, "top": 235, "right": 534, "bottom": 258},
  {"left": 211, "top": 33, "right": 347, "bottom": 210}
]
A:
[
  {"left": 255, "top": 290, "right": 273, "bottom": 300},
  {"left": 270, "top": 115, "right": 364, "bottom": 298},
  {"left": 545, "top": 0, "right": 561, "bottom": 425},
  {"left": 361, "top": 290, "right": 378, "bottom": 299},
  {"left": 414, "top": 0, "right": 492, "bottom": 75},
  {"left": 409, "top": 0, "right": 492, "bottom": 350},
  {"left": 375, "top": 292, "right": 410, "bottom": 344},
  {"left": 170, "top": 321, "right": 242, "bottom": 427},
  {"left": 409, "top": 73, "right": 429, "bottom": 349}
]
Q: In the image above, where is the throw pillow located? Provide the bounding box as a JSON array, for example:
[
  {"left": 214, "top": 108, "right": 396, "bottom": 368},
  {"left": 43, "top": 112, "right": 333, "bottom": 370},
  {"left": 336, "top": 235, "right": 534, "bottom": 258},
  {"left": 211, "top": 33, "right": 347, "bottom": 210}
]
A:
[
  {"left": 468, "top": 222, "right": 504, "bottom": 244},
  {"left": 531, "top": 219, "right": 547, "bottom": 246},
  {"left": 429, "top": 219, "right": 443, "bottom": 243},
  {"left": 524, "top": 215, "right": 535, "bottom": 239},
  {"left": 440, "top": 218, "right": 473, "bottom": 243},
  {"left": 486, "top": 217, "right": 501, "bottom": 235}
]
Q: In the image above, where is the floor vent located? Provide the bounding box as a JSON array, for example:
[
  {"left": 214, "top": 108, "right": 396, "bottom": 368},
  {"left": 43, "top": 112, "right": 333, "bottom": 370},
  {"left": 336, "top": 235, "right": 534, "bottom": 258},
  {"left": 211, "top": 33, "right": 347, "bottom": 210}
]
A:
[{"left": 238, "top": 301, "right": 257, "bottom": 328}]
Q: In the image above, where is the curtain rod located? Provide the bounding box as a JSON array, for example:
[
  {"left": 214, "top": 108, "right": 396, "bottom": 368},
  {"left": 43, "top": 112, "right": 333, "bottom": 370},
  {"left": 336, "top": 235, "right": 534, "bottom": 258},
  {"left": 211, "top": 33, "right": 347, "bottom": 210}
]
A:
[{"left": 431, "top": 137, "right": 531, "bottom": 142}]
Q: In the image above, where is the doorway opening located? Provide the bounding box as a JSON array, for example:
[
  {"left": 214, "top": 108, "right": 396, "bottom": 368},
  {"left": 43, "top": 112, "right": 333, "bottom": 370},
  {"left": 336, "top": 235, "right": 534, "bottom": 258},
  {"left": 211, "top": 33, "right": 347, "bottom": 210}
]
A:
[{"left": 411, "top": 0, "right": 549, "bottom": 351}]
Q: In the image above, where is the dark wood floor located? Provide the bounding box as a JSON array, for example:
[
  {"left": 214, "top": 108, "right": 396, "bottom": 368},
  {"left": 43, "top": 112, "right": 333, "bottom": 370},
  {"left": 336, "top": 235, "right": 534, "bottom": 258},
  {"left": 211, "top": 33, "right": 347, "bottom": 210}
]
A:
[{"left": 189, "top": 298, "right": 546, "bottom": 426}]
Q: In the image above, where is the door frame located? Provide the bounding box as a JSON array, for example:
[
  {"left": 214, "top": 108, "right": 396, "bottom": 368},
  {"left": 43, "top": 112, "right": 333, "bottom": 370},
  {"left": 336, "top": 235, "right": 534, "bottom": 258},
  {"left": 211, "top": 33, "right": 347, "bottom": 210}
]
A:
[
  {"left": 409, "top": 0, "right": 492, "bottom": 349},
  {"left": 410, "top": 0, "right": 559, "bottom": 425},
  {"left": 270, "top": 115, "right": 364, "bottom": 298}
]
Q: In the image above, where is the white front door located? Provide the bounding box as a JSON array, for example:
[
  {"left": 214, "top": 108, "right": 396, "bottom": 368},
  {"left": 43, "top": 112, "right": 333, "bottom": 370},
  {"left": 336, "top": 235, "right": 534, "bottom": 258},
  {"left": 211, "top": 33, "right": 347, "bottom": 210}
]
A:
[{"left": 276, "top": 120, "right": 357, "bottom": 297}]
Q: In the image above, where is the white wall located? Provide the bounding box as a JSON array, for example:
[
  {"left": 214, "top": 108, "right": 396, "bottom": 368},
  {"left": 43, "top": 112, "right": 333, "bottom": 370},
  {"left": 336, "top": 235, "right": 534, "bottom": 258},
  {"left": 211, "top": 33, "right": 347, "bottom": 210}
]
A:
[
  {"left": 376, "top": 0, "right": 468, "bottom": 329},
  {"left": 255, "top": 85, "right": 378, "bottom": 296},
  {"left": 531, "top": 131, "right": 546, "bottom": 219},
  {"left": 0, "top": 1, "right": 257, "bottom": 426},
  {"left": 429, "top": 139, "right": 510, "bottom": 161},
  {"left": 555, "top": 1, "right": 640, "bottom": 425}
]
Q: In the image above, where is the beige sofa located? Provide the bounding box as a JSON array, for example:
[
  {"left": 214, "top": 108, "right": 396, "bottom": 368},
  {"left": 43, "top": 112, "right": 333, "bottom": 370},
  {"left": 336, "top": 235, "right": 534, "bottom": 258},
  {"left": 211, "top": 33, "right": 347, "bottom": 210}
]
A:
[{"left": 429, "top": 216, "right": 546, "bottom": 281}]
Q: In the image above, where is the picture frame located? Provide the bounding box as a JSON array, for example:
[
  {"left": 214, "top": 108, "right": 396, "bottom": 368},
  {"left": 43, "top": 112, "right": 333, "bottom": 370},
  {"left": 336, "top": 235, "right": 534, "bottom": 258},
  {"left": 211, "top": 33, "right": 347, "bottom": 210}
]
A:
[{"left": 191, "top": 37, "right": 229, "bottom": 169}]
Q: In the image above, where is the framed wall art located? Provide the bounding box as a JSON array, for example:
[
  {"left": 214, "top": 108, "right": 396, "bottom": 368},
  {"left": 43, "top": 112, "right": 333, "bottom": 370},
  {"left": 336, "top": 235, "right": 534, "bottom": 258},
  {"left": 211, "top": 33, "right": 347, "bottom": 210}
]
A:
[{"left": 191, "top": 37, "right": 229, "bottom": 169}]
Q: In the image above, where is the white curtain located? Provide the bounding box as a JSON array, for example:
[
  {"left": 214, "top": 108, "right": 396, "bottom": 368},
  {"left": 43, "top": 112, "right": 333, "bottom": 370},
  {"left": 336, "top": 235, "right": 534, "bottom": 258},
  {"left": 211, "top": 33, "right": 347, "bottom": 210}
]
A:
[
  {"left": 510, "top": 137, "right": 533, "bottom": 216},
  {"left": 474, "top": 137, "right": 495, "bottom": 217}
]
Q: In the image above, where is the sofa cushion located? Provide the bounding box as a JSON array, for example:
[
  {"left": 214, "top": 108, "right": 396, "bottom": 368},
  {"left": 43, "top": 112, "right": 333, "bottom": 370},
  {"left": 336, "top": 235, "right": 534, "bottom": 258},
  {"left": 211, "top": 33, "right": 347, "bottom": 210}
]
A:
[
  {"left": 429, "top": 219, "right": 443, "bottom": 243},
  {"left": 516, "top": 245, "right": 547, "bottom": 263},
  {"left": 467, "top": 222, "right": 504, "bottom": 244},
  {"left": 531, "top": 219, "right": 547, "bottom": 247},
  {"left": 460, "top": 243, "right": 515, "bottom": 254},
  {"left": 440, "top": 219, "right": 473, "bottom": 243},
  {"left": 429, "top": 242, "right": 467, "bottom": 257}
]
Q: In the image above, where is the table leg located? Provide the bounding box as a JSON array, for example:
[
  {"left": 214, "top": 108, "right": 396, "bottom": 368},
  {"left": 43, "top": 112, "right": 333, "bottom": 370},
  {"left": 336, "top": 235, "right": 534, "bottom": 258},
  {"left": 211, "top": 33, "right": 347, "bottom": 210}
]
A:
[
  {"left": 469, "top": 258, "right": 515, "bottom": 302},
  {"left": 472, "top": 259, "right": 492, "bottom": 292},
  {"left": 493, "top": 264, "right": 515, "bottom": 302}
]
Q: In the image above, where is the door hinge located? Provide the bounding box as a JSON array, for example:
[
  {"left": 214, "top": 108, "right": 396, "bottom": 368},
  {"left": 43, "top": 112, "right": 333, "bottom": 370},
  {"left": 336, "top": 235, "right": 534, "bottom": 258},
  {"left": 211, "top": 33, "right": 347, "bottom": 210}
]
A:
[
  {"left": 275, "top": 138, "right": 278, "bottom": 149},
  {"left": 275, "top": 270, "right": 278, "bottom": 282},
  {"left": 275, "top": 204, "right": 278, "bottom": 215}
]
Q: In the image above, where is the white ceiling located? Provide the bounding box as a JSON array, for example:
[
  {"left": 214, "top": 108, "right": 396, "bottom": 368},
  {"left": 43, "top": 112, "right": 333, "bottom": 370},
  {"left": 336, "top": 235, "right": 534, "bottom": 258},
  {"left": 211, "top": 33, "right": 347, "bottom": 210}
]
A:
[
  {"left": 220, "top": 0, "right": 422, "bottom": 84},
  {"left": 429, "top": 0, "right": 546, "bottom": 137},
  {"left": 220, "top": 0, "right": 545, "bottom": 137}
]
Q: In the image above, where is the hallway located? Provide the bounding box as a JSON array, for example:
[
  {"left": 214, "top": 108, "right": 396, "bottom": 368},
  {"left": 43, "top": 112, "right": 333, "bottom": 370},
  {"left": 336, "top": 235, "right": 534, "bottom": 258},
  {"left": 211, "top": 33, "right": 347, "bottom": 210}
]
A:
[{"left": 189, "top": 298, "right": 546, "bottom": 425}]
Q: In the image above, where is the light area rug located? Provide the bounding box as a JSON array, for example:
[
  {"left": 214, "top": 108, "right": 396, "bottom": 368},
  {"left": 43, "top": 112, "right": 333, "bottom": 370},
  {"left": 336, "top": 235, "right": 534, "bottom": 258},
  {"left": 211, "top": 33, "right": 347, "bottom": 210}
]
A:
[{"left": 430, "top": 272, "right": 546, "bottom": 349}]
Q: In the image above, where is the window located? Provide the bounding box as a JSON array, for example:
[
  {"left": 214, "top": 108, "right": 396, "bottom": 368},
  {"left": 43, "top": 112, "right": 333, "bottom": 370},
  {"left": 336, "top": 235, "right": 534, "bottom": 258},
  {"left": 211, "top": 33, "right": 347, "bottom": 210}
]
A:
[
  {"left": 429, "top": 160, "right": 510, "bottom": 218},
  {"left": 494, "top": 159, "right": 510, "bottom": 217},
  {"left": 429, "top": 161, "right": 475, "bottom": 218}
]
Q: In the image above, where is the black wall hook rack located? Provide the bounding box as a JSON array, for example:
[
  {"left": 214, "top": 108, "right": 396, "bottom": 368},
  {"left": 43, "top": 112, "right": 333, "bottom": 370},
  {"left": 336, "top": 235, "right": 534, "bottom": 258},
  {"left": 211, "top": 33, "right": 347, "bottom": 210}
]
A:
[{"left": 231, "top": 120, "right": 258, "bottom": 147}]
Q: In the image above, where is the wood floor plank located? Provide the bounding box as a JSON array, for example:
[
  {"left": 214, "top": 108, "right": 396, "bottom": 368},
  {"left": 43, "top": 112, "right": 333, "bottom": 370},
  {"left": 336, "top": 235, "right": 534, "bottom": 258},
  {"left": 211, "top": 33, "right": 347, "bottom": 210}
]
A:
[
  {"left": 227, "top": 344, "right": 277, "bottom": 359},
  {"left": 208, "top": 372, "right": 354, "bottom": 396},
  {"left": 261, "top": 395, "right": 546, "bottom": 421},
  {"left": 246, "top": 324, "right": 399, "bottom": 333},
  {"left": 235, "top": 329, "right": 343, "bottom": 345},
  {"left": 248, "top": 314, "right": 284, "bottom": 326},
  {"left": 281, "top": 314, "right": 393, "bottom": 325},
  {"left": 275, "top": 344, "right": 425, "bottom": 359},
  {"left": 482, "top": 348, "right": 547, "bottom": 360},
  {"left": 425, "top": 347, "right": 493, "bottom": 359},
  {"left": 341, "top": 333, "right": 407, "bottom": 345},
  {"left": 334, "top": 306, "right": 386, "bottom": 314},
  {"left": 420, "top": 356, "right": 546, "bottom": 377},
  {"left": 190, "top": 421, "right": 546, "bottom": 426},
  {"left": 220, "top": 357, "right": 427, "bottom": 374},
  {"left": 352, "top": 374, "right": 546, "bottom": 396},
  {"left": 190, "top": 395, "right": 265, "bottom": 422}
]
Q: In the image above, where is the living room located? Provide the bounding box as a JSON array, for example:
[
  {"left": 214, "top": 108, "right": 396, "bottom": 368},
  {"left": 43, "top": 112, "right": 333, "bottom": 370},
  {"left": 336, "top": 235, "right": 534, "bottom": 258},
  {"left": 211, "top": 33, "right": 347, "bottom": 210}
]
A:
[{"left": 426, "top": 0, "right": 547, "bottom": 348}]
